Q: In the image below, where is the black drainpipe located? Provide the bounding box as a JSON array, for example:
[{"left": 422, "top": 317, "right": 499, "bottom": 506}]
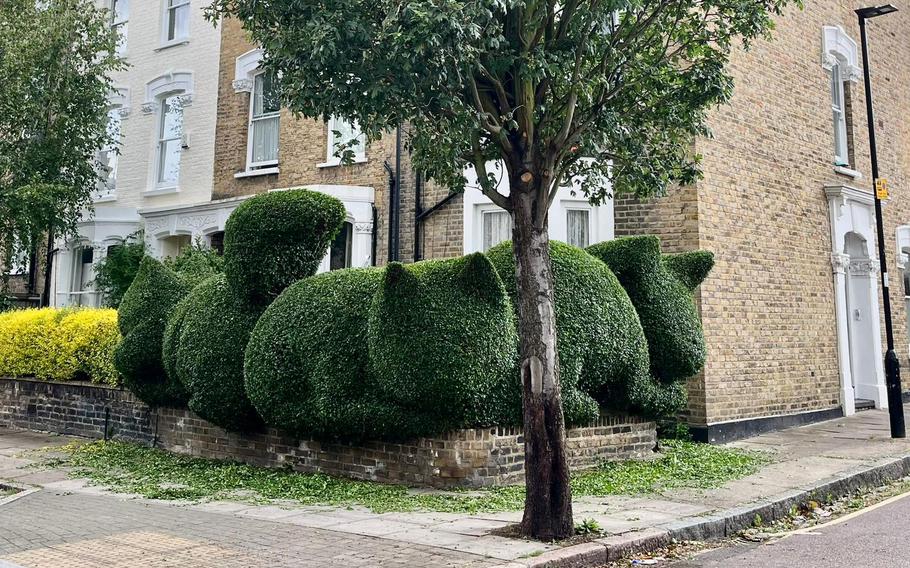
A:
[
  {"left": 371, "top": 205, "right": 378, "bottom": 266},
  {"left": 415, "top": 187, "right": 460, "bottom": 261},
  {"left": 383, "top": 125, "right": 403, "bottom": 263},
  {"left": 414, "top": 172, "right": 423, "bottom": 261}
]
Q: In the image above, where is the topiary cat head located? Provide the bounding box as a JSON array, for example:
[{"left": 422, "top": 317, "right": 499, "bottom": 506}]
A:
[
  {"left": 586, "top": 236, "right": 713, "bottom": 384},
  {"left": 223, "top": 189, "right": 346, "bottom": 307}
]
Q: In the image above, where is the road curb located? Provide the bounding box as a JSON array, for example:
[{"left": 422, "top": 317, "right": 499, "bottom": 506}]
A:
[{"left": 492, "top": 454, "right": 910, "bottom": 567}]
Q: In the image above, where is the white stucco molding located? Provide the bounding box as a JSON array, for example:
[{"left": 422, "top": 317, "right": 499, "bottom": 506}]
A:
[
  {"left": 109, "top": 87, "right": 131, "bottom": 118},
  {"left": 233, "top": 48, "right": 264, "bottom": 93},
  {"left": 142, "top": 71, "right": 195, "bottom": 114},
  {"left": 822, "top": 26, "right": 862, "bottom": 82}
]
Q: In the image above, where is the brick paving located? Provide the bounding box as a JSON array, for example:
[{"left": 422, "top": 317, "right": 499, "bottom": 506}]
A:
[{"left": 0, "top": 490, "right": 498, "bottom": 568}]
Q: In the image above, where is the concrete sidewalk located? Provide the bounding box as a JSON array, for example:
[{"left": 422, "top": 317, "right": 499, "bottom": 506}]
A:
[{"left": 2, "top": 409, "right": 910, "bottom": 567}]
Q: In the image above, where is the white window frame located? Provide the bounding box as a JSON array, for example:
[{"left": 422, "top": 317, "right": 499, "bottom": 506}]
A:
[
  {"left": 565, "top": 206, "right": 592, "bottom": 249},
  {"left": 161, "top": 0, "right": 190, "bottom": 47},
  {"left": 95, "top": 107, "right": 122, "bottom": 201},
  {"left": 319, "top": 116, "right": 367, "bottom": 167},
  {"left": 245, "top": 71, "right": 280, "bottom": 172},
  {"left": 830, "top": 61, "right": 850, "bottom": 167},
  {"left": 109, "top": 0, "right": 128, "bottom": 56},
  {"left": 822, "top": 26, "right": 862, "bottom": 173},
  {"left": 479, "top": 208, "right": 512, "bottom": 252},
  {"left": 154, "top": 94, "right": 184, "bottom": 191}
]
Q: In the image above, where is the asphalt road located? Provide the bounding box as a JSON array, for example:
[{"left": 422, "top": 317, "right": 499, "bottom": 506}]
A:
[{"left": 668, "top": 491, "right": 910, "bottom": 568}]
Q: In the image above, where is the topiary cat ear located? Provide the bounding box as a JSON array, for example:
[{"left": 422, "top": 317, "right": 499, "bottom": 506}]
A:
[
  {"left": 663, "top": 250, "right": 714, "bottom": 290},
  {"left": 381, "top": 262, "right": 418, "bottom": 299},
  {"left": 456, "top": 252, "right": 503, "bottom": 302}
]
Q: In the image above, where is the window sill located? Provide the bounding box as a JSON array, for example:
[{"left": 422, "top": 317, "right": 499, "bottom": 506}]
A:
[
  {"left": 93, "top": 194, "right": 117, "bottom": 203},
  {"left": 155, "top": 39, "right": 190, "bottom": 52},
  {"left": 317, "top": 157, "right": 368, "bottom": 169},
  {"left": 234, "top": 167, "right": 279, "bottom": 179},
  {"left": 144, "top": 186, "right": 179, "bottom": 196},
  {"left": 834, "top": 165, "right": 863, "bottom": 179}
]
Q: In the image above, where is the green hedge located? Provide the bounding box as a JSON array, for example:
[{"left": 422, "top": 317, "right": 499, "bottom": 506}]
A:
[
  {"left": 487, "top": 241, "right": 651, "bottom": 424},
  {"left": 368, "top": 254, "right": 519, "bottom": 437},
  {"left": 223, "top": 190, "right": 346, "bottom": 307},
  {"left": 245, "top": 267, "right": 397, "bottom": 440},
  {"left": 164, "top": 274, "right": 263, "bottom": 432},
  {"left": 587, "top": 236, "right": 713, "bottom": 383},
  {"left": 161, "top": 189, "right": 346, "bottom": 433},
  {"left": 114, "top": 257, "right": 189, "bottom": 407}
]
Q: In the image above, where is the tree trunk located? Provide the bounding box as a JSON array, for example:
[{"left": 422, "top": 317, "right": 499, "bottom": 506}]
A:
[
  {"left": 41, "top": 227, "right": 54, "bottom": 307},
  {"left": 511, "top": 188, "right": 574, "bottom": 541}
]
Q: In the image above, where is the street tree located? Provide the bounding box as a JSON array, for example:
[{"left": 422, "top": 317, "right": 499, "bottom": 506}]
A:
[
  {"left": 0, "top": 0, "right": 123, "bottom": 303},
  {"left": 208, "top": 0, "right": 792, "bottom": 539}
]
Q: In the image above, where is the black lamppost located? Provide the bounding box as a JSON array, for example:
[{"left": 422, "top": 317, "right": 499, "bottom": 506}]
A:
[{"left": 855, "top": 4, "right": 905, "bottom": 439}]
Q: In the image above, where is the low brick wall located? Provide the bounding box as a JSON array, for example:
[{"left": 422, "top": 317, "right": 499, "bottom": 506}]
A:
[{"left": 0, "top": 377, "right": 656, "bottom": 488}]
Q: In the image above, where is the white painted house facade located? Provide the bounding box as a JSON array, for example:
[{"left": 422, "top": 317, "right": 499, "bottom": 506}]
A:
[{"left": 52, "top": 0, "right": 222, "bottom": 306}]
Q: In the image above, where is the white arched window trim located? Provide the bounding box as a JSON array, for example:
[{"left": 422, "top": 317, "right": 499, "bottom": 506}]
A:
[
  {"left": 822, "top": 26, "right": 862, "bottom": 175},
  {"left": 141, "top": 71, "right": 194, "bottom": 113},
  {"left": 232, "top": 48, "right": 263, "bottom": 93}
]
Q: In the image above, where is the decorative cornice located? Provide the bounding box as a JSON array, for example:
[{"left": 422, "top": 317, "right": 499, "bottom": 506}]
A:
[
  {"left": 232, "top": 78, "right": 253, "bottom": 94},
  {"left": 849, "top": 259, "right": 877, "bottom": 276},
  {"left": 140, "top": 102, "right": 156, "bottom": 115},
  {"left": 832, "top": 252, "right": 850, "bottom": 273}
]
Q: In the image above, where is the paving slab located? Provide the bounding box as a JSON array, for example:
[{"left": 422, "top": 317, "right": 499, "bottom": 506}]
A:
[{"left": 4, "top": 408, "right": 910, "bottom": 567}]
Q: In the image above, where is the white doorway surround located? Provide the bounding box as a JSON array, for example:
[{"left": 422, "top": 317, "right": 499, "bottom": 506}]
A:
[{"left": 825, "top": 184, "right": 887, "bottom": 415}]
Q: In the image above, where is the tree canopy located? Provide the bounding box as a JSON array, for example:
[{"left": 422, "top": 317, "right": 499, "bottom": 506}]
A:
[
  {"left": 209, "top": 0, "right": 792, "bottom": 217},
  {"left": 0, "top": 0, "right": 123, "bottom": 277}
]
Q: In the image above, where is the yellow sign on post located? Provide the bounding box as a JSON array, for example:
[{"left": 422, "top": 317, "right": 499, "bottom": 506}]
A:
[{"left": 876, "top": 178, "right": 889, "bottom": 200}]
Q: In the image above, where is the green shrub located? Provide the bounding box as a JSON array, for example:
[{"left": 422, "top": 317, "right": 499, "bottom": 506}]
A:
[
  {"left": 92, "top": 232, "right": 145, "bottom": 308},
  {"left": 245, "top": 268, "right": 403, "bottom": 440},
  {"left": 223, "top": 190, "right": 346, "bottom": 306},
  {"left": 165, "top": 274, "right": 263, "bottom": 432},
  {"left": 367, "top": 254, "right": 519, "bottom": 437},
  {"left": 487, "top": 241, "right": 651, "bottom": 424},
  {"left": 0, "top": 307, "right": 120, "bottom": 384},
  {"left": 586, "top": 236, "right": 713, "bottom": 383},
  {"left": 114, "top": 257, "right": 189, "bottom": 406},
  {"left": 163, "top": 239, "right": 224, "bottom": 289},
  {"left": 161, "top": 190, "right": 345, "bottom": 432}
]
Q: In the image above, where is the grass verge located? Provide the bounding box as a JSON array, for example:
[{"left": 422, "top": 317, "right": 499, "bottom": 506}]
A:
[{"left": 41, "top": 439, "right": 769, "bottom": 514}]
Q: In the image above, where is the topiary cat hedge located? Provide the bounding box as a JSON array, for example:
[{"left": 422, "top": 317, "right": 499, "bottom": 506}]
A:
[
  {"left": 164, "top": 274, "right": 264, "bottom": 432},
  {"left": 162, "top": 189, "right": 346, "bottom": 432},
  {"left": 244, "top": 267, "right": 392, "bottom": 440},
  {"left": 246, "top": 254, "right": 519, "bottom": 441},
  {"left": 242, "top": 236, "right": 712, "bottom": 440},
  {"left": 486, "top": 241, "right": 650, "bottom": 425},
  {"left": 114, "top": 256, "right": 189, "bottom": 407},
  {"left": 587, "top": 236, "right": 714, "bottom": 417},
  {"left": 587, "top": 236, "right": 714, "bottom": 383}
]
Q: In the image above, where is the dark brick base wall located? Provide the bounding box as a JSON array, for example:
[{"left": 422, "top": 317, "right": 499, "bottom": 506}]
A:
[{"left": 0, "top": 377, "right": 657, "bottom": 488}]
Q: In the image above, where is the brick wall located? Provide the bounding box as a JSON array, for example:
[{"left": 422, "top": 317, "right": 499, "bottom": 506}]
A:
[
  {"left": 0, "top": 377, "right": 656, "bottom": 488},
  {"left": 614, "top": 1, "right": 910, "bottom": 428}
]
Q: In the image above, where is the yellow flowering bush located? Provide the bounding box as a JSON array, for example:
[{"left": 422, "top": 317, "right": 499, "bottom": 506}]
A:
[{"left": 0, "top": 308, "right": 121, "bottom": 385}]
